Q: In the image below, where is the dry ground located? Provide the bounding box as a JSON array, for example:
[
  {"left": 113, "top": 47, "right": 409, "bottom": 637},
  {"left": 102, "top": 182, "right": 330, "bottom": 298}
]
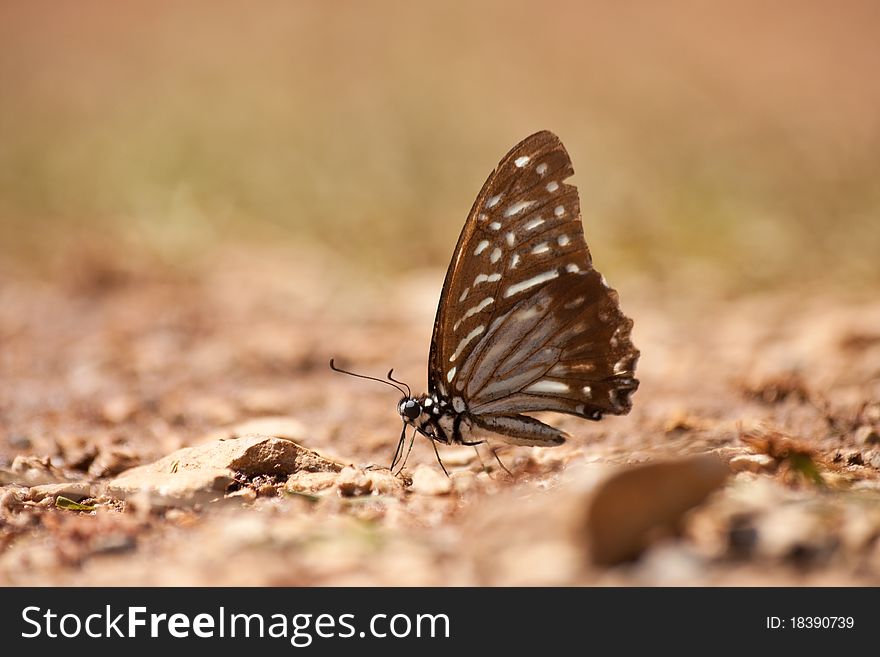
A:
[{"left": 2, "top": 247, "right": 879, "bottom": 585}]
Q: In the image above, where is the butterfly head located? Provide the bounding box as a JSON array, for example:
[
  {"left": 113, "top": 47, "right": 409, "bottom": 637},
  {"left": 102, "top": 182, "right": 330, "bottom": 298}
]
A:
[{"left": 397, "top": 396, "right": 423, "bottom": 425}]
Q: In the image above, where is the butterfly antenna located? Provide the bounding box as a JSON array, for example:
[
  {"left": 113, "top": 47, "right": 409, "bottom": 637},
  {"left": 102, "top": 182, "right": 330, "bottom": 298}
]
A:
[
  {"left": 386, "top": 369, "right": 411, "bottom": 398},
  {"left": 329, "top": 359, "right": 408, "bottom": 397}
]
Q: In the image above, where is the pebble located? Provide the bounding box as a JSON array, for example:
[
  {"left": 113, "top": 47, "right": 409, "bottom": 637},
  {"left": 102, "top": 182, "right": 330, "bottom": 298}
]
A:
[
  {"left": 855, "top": 425, "right": 880, "bottom": 446},
  {"left": 27, "top": 482, "right": 93, "bottom": 502},
  {"left": 410, "top": 465, "right": 452, "bottom": 496},
  {"left": 336, "top": 467, "right": 373, "bottom": 497},
  {"left": 729, "top": 453, "right": 776, "bottom": 474}
]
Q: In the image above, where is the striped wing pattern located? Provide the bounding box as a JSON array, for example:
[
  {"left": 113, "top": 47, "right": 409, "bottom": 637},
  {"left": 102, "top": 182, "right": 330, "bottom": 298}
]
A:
[{"left": 427, "top": 131, "right": 638, "bottom": 443}]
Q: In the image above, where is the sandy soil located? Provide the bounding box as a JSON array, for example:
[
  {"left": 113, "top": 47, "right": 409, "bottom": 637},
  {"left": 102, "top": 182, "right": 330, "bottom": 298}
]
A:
[{"left": 1, "top": 247, "right": 880, "bottom": 585}]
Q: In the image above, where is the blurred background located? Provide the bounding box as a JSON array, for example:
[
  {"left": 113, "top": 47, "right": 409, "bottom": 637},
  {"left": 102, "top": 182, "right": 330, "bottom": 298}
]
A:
[{"left": 2, "top": 0, "right": 879, "bottom": 292}]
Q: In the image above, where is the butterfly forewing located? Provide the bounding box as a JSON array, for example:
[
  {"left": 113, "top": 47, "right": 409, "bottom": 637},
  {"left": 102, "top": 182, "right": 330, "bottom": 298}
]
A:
[{"left": 427, "top": 131, "right": 639, "bottom": 437}]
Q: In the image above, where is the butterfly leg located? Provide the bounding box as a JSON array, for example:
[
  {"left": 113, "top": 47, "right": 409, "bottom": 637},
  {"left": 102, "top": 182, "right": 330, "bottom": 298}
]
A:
[
  {"left": 430, "top": 438, "right": 450, "bottom": 477},
  {"left": 488, "top": 445, "right": 513, "bottom": 477},
  {"left": 390, "top": 423, "right": 407, "bottom": 470},
  {"left": 472, "top": 442, "right": 513, "bottom": 478},
  {"left": 395, "top": 428, "right": 417, "bottom": 474},
  {"left": 471, "top": 445, "right": 490, "bottom": 475}
]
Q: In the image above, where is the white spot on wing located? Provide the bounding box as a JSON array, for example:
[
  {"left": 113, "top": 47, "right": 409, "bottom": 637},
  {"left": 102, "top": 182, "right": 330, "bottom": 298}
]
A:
[
  {"left": 531, "top": 242, "right": 550, "bottom": 255},
  {"left": 524, "top": 217, "right": 545, "bottom": 231},
  {"left": 514, "top": 155, "right": 530, "bottom": 167},
  {"left": 450, "top": 325, "right": 485, "bottom": 361},
  {"left": 453, "top": 397, "right": 466, "bottom": 412},
  {"left": 582, "top": 385, "right": 592, "bottom": 397},
  {"left": 474, "top": 273, "right": 500, "bottom": 286},
  {"left": 424, "top": 397, "right": 433, "bottom": 407},
  {"left": 489, "top": 221, "right": 501, "bottom": 231},
  {"left": 459, "top": 287, "right": 470, "bottom": 302},
  {"left": 565, "top": 264, "right": 580, "bottom": 273},
  {"left": 504, "top": 201, "right": 534, "bottom": 218},
  {"left": 490, "top": 247, "right": 502, "bottom": 263},
  {"left": 509, "top": 253, "right": 521, "bottom": 269},
  {"left": 474, "top": 240, "right": 490, "bottom": 255},
  {"left": 557, "top": 235, "right": 570, "bottom": 246},
  {"left": 536, "top": 163, "right": 548, "bottom": 176},
  {"left": 504, "top": 270, "right": 559, "bottom": 297},
  {"left": 456, "top": 297, "right": 494, "bottom": 327},
  {"left": 546, "top": 181, "right": 559, "bottom": 192},
  {"left": 447, "top": 367, "right": 457, "bottom": 383},
  {"left": 506, "top": 232, "right": 515, "bottom": 247},
  {"left": 554, "top": 205, "right": 565, "bottom": 217},
  {"left": 486, "top": 194, "right": 502, "bottom": 208},
  {"left": 524, "top": 380, "right": 570, "bottom": 394}
]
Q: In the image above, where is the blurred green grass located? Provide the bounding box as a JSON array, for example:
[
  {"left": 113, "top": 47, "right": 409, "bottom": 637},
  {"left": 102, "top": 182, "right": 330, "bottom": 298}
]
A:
[{"left": 1, "top": 1, "right": 878, "bottom": 291}]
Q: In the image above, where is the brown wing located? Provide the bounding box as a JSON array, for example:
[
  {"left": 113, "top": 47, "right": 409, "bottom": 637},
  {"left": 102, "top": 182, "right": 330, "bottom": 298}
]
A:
[{"left": 427, "top": 131, "right": 638, "bottom": 420}]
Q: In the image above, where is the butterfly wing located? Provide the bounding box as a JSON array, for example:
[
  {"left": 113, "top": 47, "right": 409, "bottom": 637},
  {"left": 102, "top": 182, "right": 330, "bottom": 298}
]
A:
[{"left": 427, "top": 131, "right": 639, "bottom": 442}]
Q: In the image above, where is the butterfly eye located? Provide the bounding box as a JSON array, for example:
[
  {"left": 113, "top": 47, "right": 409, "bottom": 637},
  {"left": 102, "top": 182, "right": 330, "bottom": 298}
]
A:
[{"left": 401, "top": 400, "right": 421, "bottom": 420}]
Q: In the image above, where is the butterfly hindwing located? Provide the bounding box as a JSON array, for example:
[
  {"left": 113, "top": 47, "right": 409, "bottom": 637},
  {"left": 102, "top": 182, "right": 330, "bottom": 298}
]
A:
[{"left": 426, "top": 130, "right": 639, "bottom": 446}]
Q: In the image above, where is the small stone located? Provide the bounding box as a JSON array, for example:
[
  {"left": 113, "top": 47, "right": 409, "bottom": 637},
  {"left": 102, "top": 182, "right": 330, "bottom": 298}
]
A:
[
  {"left": 586, "top": 454, "right": 729, "bottom": 565},
  {"left": 226, "top": 487, "right": 257, "bottom": 503},
  {"left": 106, "top": 435, "right": 342, "bottom": 507},
  {"left": 366, "top": 468, "right": 406, "bottom": 496},
  {"left": 410, "top": 465, "right": 452, "bottom": 496},
  {"left": 107, "top": 469, "right": 234, "bottom": 507},
  {"left": 88, "top": 449, "right": 141, "bottom": 478},
  {"left": 337, "top": 467, "right": 373, "bottom": 497},
  {"left": 164, "top": 509, "right": 190, "bottom": 523},
  {"left": 257, "top": 483, "right": 278, "bottom": 497},
  {"left": 287, "top": 471, "right": 338, "bottom": 493},
  {"left": 27, "top": 482, "right": 93, "bottom": 502},
  {"left": 0, "top": 486, "right": 27, "bottom": 510},
  {"left": 729, "top": 453, "right": 775, "bottom": 474},
  {"left": 855, "top": 425, "right": 880, "bottom": 446},
  {"left": 0, "top": 455, "right": 64, "bottom": 486}
]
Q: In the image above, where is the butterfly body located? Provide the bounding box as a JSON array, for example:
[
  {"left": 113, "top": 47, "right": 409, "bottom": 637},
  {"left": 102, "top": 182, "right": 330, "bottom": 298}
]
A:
[
  {"left": 403, "top": 130, "right": 639, "bottom": 454},
  {"left": 398, "top": 391, "right": 568, "bottom": 448}
]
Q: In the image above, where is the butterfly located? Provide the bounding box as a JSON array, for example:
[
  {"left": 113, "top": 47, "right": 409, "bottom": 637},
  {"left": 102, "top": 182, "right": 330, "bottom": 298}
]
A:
[{"left": 332, "top": 131, "right": 639, "bottom": 473}]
